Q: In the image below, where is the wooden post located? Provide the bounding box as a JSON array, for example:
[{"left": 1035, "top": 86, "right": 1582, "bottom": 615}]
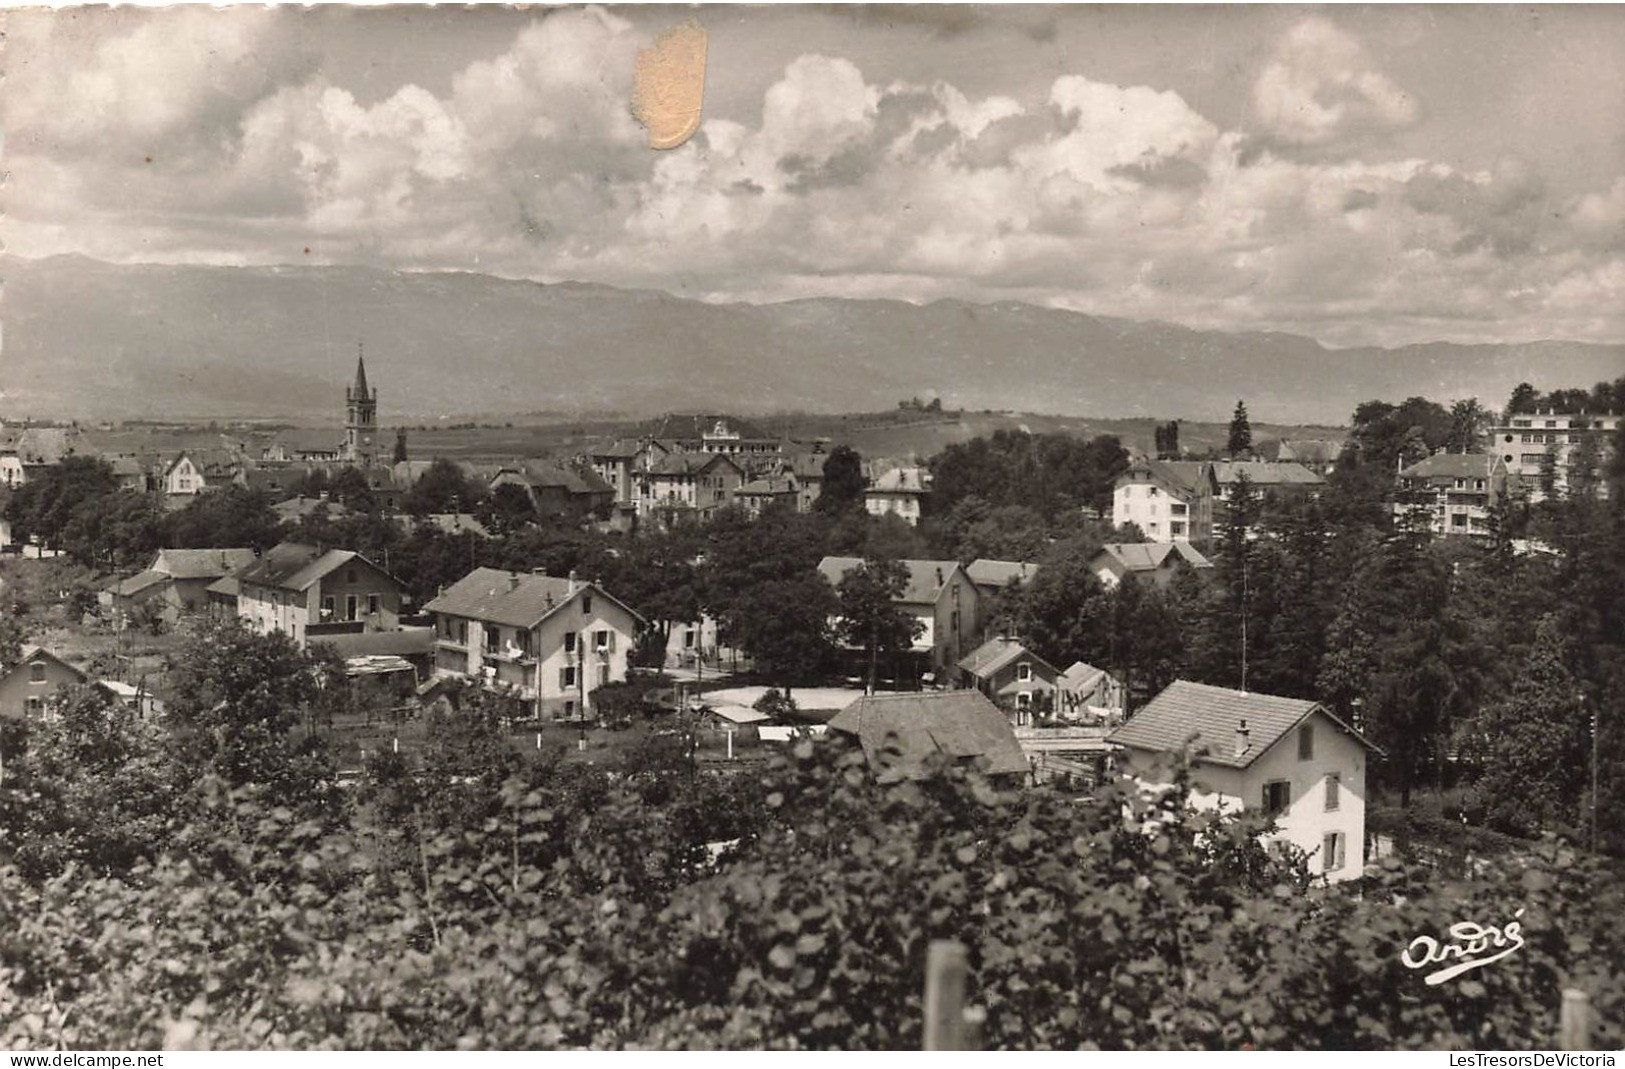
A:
[
  {"left": 924, "top": 940, "right": 968, "bottom": 1051},
  {"left": 1559, "top": 988, "right": 1593, "bottom": 1050}
]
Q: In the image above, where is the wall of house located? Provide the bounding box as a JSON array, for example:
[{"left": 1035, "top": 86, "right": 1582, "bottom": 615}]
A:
[
  {"left": 0, "top": 655, "right": 87, "bottom": 719},
  {"left": 165, "top": 457, "right": 203, "bottom": 495},
  {"left": 1123, "top": 715, "right": 1367, "bottom": 883},
  {"left": 865, "top": 491, "right": 923, "bottom": 525},
  {"left": 313, "top": 563, "right": 402, "bottom": 631},
  {"left": 1113, "top": 479, "right": 1201, "bottom": 543},
  {"left": 532, "top": 592, "right": 639, "bottom": 720},
  {"left": 930, "top": 569, "right": 979, "bottom": 676},
  {"left": 431, "top": 589, "right": 639, "bottom": 721},
  {"left": 238, "top": 585, "right": 310, "bottom": 645}
]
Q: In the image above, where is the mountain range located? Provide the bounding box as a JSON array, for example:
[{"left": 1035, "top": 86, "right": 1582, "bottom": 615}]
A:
[{"left": 3, "top": 254, "right": 1620, "bottom": 426}]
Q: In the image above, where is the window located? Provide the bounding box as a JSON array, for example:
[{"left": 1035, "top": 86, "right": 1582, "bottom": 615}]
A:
[
  {"left": 458, "top": 622, "right": 468, "bottom": 646},
  {"left": 1545, "top": 420, "right": 1557, "bottom": 429},
  {"left": 560, "top": 665, "right": 577, "bottom": 688},
  {"left": 597, "top": 663, "right": 610, "bottom": 686},
  {"left": 485, "top": 627, "right": 500, "bottom": 652},
  {"left": 1325, "top": 773, "right": 1341, "bottom": 812},
  {"left": 346, "top": 594, "right": 358, "bottom": 621},
  {"left": 564, "top": 631, "right": 577, "bottom": 654},
  {"left": 1262, "top": 780, "right": 1290, "bottom": 816},
  {"left": 595, "top": 629, "right": 610, "bottom": 651},
  {"left": 1512, "top": 419, "right": 1531, "bottom": 428},
  {"left": 683, "top": 629, "right": 696, "bottom": 649},
  {"left": 322, "top": 596, "right": 335, "bottom": 618},
  {"left": 563, "top": 700, "right": 576, "bottom": 719},
  {"left": 1451, "top": 514, "right": 1467, "bottom": 528},
  {"left": 367, "top": 594, "right": 381, "bottom": 615},
  {"left": 1017, "top": 662, "right": 1032, "bottom": 682},
  {"left": 582, "top": 594, "right": 593, "bottom": 615},
  {"left": 1298, "top": 725, "right": 1314, "bottom": 761},
  {"left": 29, "top": 663, "right": 46, "bottom": 683},
  {"left": 1323, "top": 832, "right": 1346, "bottom": 873},
  {"left": 25, "top": 697, "right": 42, "bottom": 715}
]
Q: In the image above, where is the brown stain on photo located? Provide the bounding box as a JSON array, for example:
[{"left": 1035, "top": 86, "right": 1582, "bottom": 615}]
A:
[{"left": 632, "top": 20, "right": 707, "bottom": 151}]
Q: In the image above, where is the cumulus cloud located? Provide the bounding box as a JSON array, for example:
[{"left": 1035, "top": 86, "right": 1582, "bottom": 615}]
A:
[
  {"left": 3, "top": 7, "right": 1621, "bottom": 346},
  {"left": 1250, "top": 17, "right": 1420, "bottom": 153}
]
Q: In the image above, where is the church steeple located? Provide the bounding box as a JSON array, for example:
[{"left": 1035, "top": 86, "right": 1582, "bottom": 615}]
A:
[{"left": 344, "top": 341, "right": 378, "bottom": 466}]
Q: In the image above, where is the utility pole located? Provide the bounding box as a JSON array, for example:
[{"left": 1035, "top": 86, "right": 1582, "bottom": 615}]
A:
[{"left": 1589, "top": 696, "right": 1599, "bottom": 855}]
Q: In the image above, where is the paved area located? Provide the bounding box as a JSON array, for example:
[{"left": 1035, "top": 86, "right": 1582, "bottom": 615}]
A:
[{"left": 700, "top": 684, "right": 868, "bottom": 713}]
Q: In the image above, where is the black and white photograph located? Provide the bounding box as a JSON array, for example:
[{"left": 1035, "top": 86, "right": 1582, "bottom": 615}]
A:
[{"left": 0, "top": 2, "right": 1622, "bottom": 1052}]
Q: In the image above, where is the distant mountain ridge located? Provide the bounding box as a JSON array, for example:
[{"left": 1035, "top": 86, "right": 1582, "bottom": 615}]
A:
[{"left": 3, "top": 254, "right": 1620, "bottom": 425}]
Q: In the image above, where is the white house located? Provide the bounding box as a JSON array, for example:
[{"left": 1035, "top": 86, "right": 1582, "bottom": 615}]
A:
[
  {"left": 864, "top": 465, "right": 930, "bottom": 526},
  {"left": 1107, "top": 680, "right": 1382, "bottom": 883},
  {"left": 425, "top": 567, "right": 645, "bottom": 721},
  {"left": 162, "top": 452, "right": 208, "bottom": 496},
  {"left": 1112, "top": 460, "right": 1215, "bottom": 543}
]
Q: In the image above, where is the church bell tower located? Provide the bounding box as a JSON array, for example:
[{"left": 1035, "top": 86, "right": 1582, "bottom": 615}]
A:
[{"left": 345, "top": 344, "right": 378, "bottom": 466}]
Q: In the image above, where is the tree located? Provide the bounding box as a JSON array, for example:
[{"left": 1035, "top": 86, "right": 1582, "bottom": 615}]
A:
[
  {"left": 1226, "top": 401, "right": 1253, "bottom": 458},
  {"left": 1154, "top": 420, "right": 1180, "bottom": 460},
  {"left": 392, "top": 430, "right": 409, "bottom": 465},
  {"left": 1505, "top": 381, "right": 1539, "bottom": 418},
  {"left": 5, "top": 456, "right": 119, "bottom": 552},
  {"left": 835, "top": 557, "right": 923, "bottom": 694},
  {"left": 1446, "top": 398, "right": 1490, "bottom": 454},
  {"left": 164, "top": 484, "right": 284, "bottom": 551},
  {"left": 165, "top": 618, "right": 341, "bottom": 815},
  {"left": 1464, "top": 615, "right": 1586, "bottom": 836},
  {"left": 729, "top": 575, "right": 837, "bottom": 698},
  {"left": 403, "top": 458, "right": 483, "bottom": 516},
  {"left": 815, "top": 446, "right": 866, "bottom": 516}
]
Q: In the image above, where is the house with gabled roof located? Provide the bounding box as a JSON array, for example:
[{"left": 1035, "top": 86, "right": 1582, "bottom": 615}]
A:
[
  {"left": 0, "top": 646, "right": 89, "bottom": 719},
  {"left": 829, "top": 690, "right": 1029, "bottom": 781},
  {"left": 1057, "top": 661, "right": 1124, "bottom": 723},
  {"left": 1112, "top": 459, "right": 1216, "bottom": 544},
  {"left": 1393, "top": 452, "right": 1508, "bottom": 537},
  {"left": 1107, "top": 680, "right": 1383, "bottom": 882},
  {"left": 1090, "top": 541, "right": 1213, "bottom": 590},
  {"left": 235, "top": 541, "right": 403, "bottom": 647},
  {"left": 150, "top": 547, "right": 258, "bottom": 612},
  {"left": 636, "top": 452, "right": 745, "bottom": 521},
  {"left": 490, "top": 459, "right": 616, "bottom": 519},
  {"left": 734, "top": 475, "right": 800, "bottom": 516},
  {"left": 964, "top": 559, "right": 1040, "bottom": 599},
  {"left": 424, "top": 567, "right": 644, "bottom": 721},
  {"left": 817, "top": 556, "right": 979, "bottom": 681},
  {"left": 956, "top": 636, "right": 1061, "bottom": 726},
  {"left": 645, "top": 414, "right": 781, "bottom": 460},
  {"left": 864, "top": 464, "right": 930, "bottom": 526},
  {"left": 1275, "top": 438, "right": 1345, "bottom": 476},
  {"left": 1209, "top": 460, "right": 1325, "bottom": 510}
]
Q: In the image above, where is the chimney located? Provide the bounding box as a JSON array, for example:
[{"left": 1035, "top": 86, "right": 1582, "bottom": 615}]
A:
[
  {"left": 568, "top": 569, "right": 579, "bottom": 594},
  {"left": 1235, "top": 719, "right": 1250, "bottom": 758},
  {"left": 508, "top": 574, "right": 521, "bottom": 592},
  {"left": 935, "top": 566, "right": 944, "bottom": 587}
]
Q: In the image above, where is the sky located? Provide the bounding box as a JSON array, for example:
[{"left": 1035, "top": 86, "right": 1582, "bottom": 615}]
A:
[{"left": 3, "top": 4, "right": 1624, "bottom": 349}]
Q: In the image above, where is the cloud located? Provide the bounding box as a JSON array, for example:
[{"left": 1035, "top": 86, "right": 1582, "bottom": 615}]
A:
[
  {"left": 3, "top": 7, "right": 1621, "bottom": 348},
  {"left": 1250, "top": 17, "right": 1420, "bottom": 153}
]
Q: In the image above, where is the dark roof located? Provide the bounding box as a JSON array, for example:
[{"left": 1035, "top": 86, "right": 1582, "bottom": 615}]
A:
[
  {"left": 828, "top": 691, "right": 1029, "bottom": 778},
  {"left": 151, "top": 547, "right": 257, "bottom": 580},
  {"left": 1210, "top": 460, "right": 1325, "bottom": 487},
  {"left": 353, "top": 354, "right": 371, "bottom": 397},
  {"left": 1400, "top": 453, "right": 1501, "bottom": 480},
  {"left": 737, "top": 476, "right": 798, "bottom": 495},
  {"left": 965, "top": 559, "right": 1039, "bottom": 589},
  {"left": 779, "top": 453, "right": 829, "bottom": 479},
  {"left": 268, "top": 429, "right": 344, "bottom": 455},
  {"left": 236, "top": 542, "right": 386, "bottom": 592},
  {"left": 1120, "top": 459, "right": 1211, "bottom": 495},
  {"left": 107, "top": 570, "right": 171, "bottom": 598},
  {"left": 1095, "top": 542, "right": 1212, "bottom": 573},
  {"left": 1, "top": 427, "right": 89, "bottom": 465},
  {"left": 817, "top": 556, "right": 964, "bottom": 605},
  {"left": 646, "top": 452, "right": 743, "bottom": 477},
  {"left": 646, "top": 414, "right": 773, "bottom": 442},
  {"left": 424, "top": 567, "right": 644, "bottom": 629},
  {"left": 957, "top": 637, "right": 1058, "bottom": 680},
  {"left": 309, "top": 627, "right": 435, "bottom": 660},
  {"left": 1107, "top": 680, "right": 1381, "bottom": 769},
  {"left": 14, "top": 645, "right": 88, "bottom": 682}
]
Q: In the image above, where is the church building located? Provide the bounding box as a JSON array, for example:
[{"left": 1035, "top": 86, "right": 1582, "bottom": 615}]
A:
[{"left": 344, "top": 350, "right": 379, "bottom": 466}]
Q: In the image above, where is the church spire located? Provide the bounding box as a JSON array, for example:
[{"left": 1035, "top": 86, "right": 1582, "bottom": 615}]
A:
[{"left": 353, "top": 341, "right": 370, "bottom": 398}]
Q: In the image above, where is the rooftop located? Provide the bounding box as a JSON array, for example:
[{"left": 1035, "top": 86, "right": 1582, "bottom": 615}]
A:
[
  {"left": 151, "top": 547, "right": 257, "bottom": 580},
  {"left": 965, "top": 559, "right": 1040, "bottom": 590},
  {"left": 957, "top": 636, "right": 1056, "bottom": 680},
  {"left": 424, "top": 567, "right": 642, "bottom": 629},
  {"left": 817, "top": 556, "right": 963, "bottom": 605},
  {"left": 828, "top": 690, "right": 1029, "bottom": 778},
  {"left": 1107, "top": 679, "right": 1379, "bottom": 769}
]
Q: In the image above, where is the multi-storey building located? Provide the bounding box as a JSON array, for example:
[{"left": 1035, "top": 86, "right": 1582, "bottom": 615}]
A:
[
  {"left": 1393, "top": 453, "right": 1509, "bottom": 537},
  {"left": 235, "top": 541, "right": 402, "bottom": 647},
  {"left": 425, "top": 568, "right": 644, "bottom": 721},
  {"left": 1111, "top": 459, "right": 1215, "bottom": 544},
  {"left": 1486, "top": 409, "right": 1621, "bottom": 501}
]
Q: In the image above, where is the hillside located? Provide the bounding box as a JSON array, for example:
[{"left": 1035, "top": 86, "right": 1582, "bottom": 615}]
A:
[{"left": 4, "top": 255, "right": 1621, "bottom": 425}]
